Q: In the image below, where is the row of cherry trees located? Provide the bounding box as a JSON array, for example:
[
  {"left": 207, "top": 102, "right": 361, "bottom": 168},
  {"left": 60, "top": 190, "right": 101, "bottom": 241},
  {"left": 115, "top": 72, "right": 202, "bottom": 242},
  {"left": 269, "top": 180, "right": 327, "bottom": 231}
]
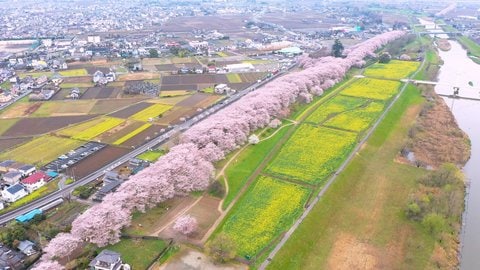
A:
[{"left": 34, "top": 30, "right": 405, "bottom": 269}]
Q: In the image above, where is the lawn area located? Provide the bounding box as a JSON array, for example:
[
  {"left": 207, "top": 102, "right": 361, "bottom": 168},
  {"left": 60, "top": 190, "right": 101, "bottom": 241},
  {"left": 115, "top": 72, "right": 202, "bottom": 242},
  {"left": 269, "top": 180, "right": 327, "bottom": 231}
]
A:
[
  {"left": 217, "top": 175, "right": 310, "bottom": 258},
  {"left": 363, "top": 60, "right": 420, "bottom": 80},
  {"left": 130, "top": 104, "right": 173, "bottom": 121},
  {"left": 265, "top": 125, "right": 357, "bottom": 184},
  {"left": 0, "top": 119, "right": 18, "bottom": 136},
  {"left": 123, "top": 203, "right": 169, "bottom": 235},
  {"left": 113, "top": 123, "right": 151, "bottom": 145},
  {"left": 457, "top": 35, "right": 480, "bottom": 62},
  {"left": 136, "top": 149, "right": 166, "bottom": 162},
  {"left": 340, "top": 78, "right": 401, "bottom": 101},
  {"left": 31, "top": 100, "right": 96, "bottom": 116},
  {"left": 223, "top": 124, "right": 292, "bottom": 209},
  {"left": 0, "top": 135, "right": 83, "bottom": 166},
  {"left": 266, "top": 85, "right": 435, "bottom": 270},
  {"left": 58, "top": 69, "right": 89, "bottom": 77},
  {"left": 72, "top": 117, "right": 124, "bottom": 141},
  {"left": 226, "top": 73, "right": 242, "bottom": 83},
  {"left": 0, "top": 179, "right": 59, "bottom": 214},
  {"left": 104, "top": 238, "right": 167, "bottom": 269}
]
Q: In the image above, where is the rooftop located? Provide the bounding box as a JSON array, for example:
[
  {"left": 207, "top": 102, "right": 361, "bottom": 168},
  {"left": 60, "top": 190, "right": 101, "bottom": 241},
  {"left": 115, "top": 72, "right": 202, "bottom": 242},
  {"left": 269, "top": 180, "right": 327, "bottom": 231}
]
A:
[{"left": 21, "top": 171, "right": 48, "bottom": 185}]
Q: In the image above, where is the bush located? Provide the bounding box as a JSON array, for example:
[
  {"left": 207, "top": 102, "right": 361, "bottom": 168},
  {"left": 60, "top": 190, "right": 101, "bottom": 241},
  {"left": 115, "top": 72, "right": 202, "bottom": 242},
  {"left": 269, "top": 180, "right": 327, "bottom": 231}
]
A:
[
  {"left": 208, "top": 181, "right": 225, "bottom": 198},
  {"left": 73, "top": 185, "right": 95, "bottom": 199},
  {"left": 206, "top": 233, "right": 236, "bottom": 263},
  {"left": 422, "top": 213, "right": 447, "bottom": 237}
]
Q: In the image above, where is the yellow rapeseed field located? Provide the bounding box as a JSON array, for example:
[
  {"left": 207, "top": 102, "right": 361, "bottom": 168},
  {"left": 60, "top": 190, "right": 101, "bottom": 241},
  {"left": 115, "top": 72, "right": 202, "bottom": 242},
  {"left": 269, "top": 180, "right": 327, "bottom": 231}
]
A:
[
  {"left": 340, "top": 78, "right": 400, "bottom": 101},
  {"left": 363, "top": 60, "right": 420, "bottom": 80}
]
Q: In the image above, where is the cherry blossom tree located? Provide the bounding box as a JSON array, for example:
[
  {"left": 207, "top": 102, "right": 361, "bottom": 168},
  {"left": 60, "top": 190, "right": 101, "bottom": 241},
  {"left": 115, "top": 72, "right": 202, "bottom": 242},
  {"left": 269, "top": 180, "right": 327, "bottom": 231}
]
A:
[
  {"left": 173, "top": 215, "right": 198, "bottom": 236},
  {"left": 268, "top": 119, "right": 282, "bottom": 129},
  {"left": 33, "top": 259, "right": 64, "bottom": 270},
  {"left": 248, "top": 134, "right": 260, "bottom": 144},
  {"left": 34, "top": 31, "right": 408, "bottom": 268}
]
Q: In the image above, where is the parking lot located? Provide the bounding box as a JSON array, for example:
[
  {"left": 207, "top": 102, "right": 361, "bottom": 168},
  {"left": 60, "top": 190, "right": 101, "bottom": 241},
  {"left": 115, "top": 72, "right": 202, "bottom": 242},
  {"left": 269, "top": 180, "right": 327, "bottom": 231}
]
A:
[{"left": 42, "top": 142, "right": 106, "bottom": 172}]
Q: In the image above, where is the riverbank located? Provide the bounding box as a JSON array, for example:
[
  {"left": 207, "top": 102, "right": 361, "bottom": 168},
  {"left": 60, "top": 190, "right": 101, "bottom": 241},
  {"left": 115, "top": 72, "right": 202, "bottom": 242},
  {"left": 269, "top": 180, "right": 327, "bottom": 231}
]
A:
[
  {"left": 399, "top": 89, "right": 470, "bottom": 168},
  {"left": 436, "top": 38, "right": 452, "bottom": 51}
]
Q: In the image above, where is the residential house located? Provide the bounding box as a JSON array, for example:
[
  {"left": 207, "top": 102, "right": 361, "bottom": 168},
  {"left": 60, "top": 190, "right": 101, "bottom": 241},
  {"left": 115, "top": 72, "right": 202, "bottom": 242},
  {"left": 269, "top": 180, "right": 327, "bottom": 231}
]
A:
[
  {"left": 89, "top": 249, "right": 123, "bottom": 270},
  {"left": 1, "top": 184, "right": 28, "bottom": 202},
  {"left": 0, "top": 160, "right": 15, "bottom": 173},
  {"left": 2, "top": 171, "right": 22, "bottom": 185},
  {"left": 0, "top": 245, "right": 26, "bottom": 270},
  {"left": 93, "top": 71, "right": 104, "bottom": 83},
  {"left": 214, "top": 84, "right": 229, "bottom": 94},
  {"left": 17, "top": 240, "right": 37, "bottom": 256},
  {"left": 21, "top": 171, "right": 49, "bottom": 192},
  {"left": 70, "top": 87, "right": 81, "bottom": 99},
  {"left": 18, "top": 164, "right": 36, "bottom": 177},
  {"left": 94, "top": 180, "right": 122, "bottom": 202}
]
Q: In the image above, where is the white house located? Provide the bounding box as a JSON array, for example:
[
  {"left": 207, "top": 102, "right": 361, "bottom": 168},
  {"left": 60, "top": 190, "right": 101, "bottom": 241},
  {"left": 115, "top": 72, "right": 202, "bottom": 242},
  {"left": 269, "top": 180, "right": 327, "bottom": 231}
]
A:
[
  {"left": 2, "top": 184, "right": 28, "bottom": 202},
  {"left": 225, "top": 63, "right": 254, "bottom": 73},
  {"left": 21, "top": 172, "right": 49, "bottom": 193},
  {"left": 2, "top": 171, "right": 22, "bottom": 185},
  {"left": 89, "top": 250, "right": 123, "bottom": 270},
  {"left": 214, "top": 84, "right": 229, "bottom": 94},
  {"left": 18, "top": 165, "right": 36, "bottom": 177}
]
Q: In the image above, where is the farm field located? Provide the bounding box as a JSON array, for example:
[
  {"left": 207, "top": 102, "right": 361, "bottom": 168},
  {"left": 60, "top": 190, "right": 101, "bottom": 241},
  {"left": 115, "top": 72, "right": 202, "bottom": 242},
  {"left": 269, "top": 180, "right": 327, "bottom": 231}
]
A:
[
  {"left": 223, "top": 124, "right": 292, "bottom": 209},
  {"left": 66, "top": 117, "right": 124, "bottom": 141},
  {"left": 2, "top": 115, "right": 96, "bottom": 137},
  {"left": 0, "top": 101, "right": 42, "bottom": 118},
  {"left": 340, "top": 78, "right": 401, "bottom": 101},
  {"left": 305, "top": 95, "right": 368, "bottom": 124},
  {"left": 0, "top": 135, "right": 83, "bottom": 166},
  {"left": 89, "top": 98, "right": 148, "bottom": 115},
  {"left": 363, "top": 60, "right": 420, "bottom": 80},
  {"left": 130, "top": 104, "right": 173, "bottom": 121},
  {"left": 113, "top": 123, "right": 151, "bottom": 145},
  {"left": 31, "top": 100, "right": 96, "bottom": 116},
  {"left": 93, "top": 120, "right": 146, "bottom": 144},
  {"left": 323, "top": 101, "right": 385, "bottom": 132},
  {"left": 266, "top": 125, "right": 357, "bottom": 184},
  {"left": 218, "top": 176, "right": 310, "bottom": 258},
  {"left": 226, "top": 73, "right": 242, "bottom": 83},
  {"left": 0, "top": 119, "right": 18, "bottom": 136},
  {"left": 266, "top": 85, "right": 433, "bottom": 270}
]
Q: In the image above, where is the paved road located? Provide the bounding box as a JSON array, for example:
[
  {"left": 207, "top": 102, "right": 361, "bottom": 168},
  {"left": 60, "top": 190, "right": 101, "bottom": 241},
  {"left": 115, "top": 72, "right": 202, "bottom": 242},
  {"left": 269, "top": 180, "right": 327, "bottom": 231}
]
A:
[
  {"left": 0, "top": 63, "right": 296, "bottom": 225},
  {"left": 258, "top": 59, "right": 427, "bottom": 270}
]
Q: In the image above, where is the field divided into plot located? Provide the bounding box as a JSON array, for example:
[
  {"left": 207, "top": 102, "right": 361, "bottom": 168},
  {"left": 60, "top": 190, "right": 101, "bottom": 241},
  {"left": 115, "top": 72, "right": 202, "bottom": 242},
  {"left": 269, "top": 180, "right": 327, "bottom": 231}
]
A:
[
  {"left": 113, "top": 123, "right": 151, "bottom": 145},
  {"left": 0, "top": 135, "right": 83, "bottom": 166},
  {"left": 266, "top": 125, "right": 357, "bottom": 184},
  {"left": 58, "top": 117, "right": 124, "bottom": 141},
  {"left": 219, "top": 175, "right": 310, "bottom": 257},
  {"left": 340, "top": 78, "right": 401, "bottom": 101},
  {"left": 363, "top": 60, "right": 420, "bottom": 80},
  {"left": 323, "top": 101, "right": 385, "bottom": 132},
  {"left": 130, "top": 104, "right": 173, "bottom": 121}
]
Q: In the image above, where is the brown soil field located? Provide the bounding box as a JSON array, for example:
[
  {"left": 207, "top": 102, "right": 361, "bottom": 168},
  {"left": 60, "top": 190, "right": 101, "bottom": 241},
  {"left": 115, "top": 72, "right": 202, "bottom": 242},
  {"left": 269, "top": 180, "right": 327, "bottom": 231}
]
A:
[
  {"left": 162, "top": 74, "right": 220, "bottom": 85},
  {"left": 156, "top": 107, "right": 199, "bottom": 126},
  {"left": 229, "top": 82, "right": 253, "bottom": 91},
  {"left": 0, "top": 102, "right": 42, "bottom": 118},
  {"left": 214, "top": 74, "right": 230, "bottom": 84},
  {"left": 62, "top": 76, "right": 92, "bottom": 83},
  {"left": 68, "top": 146, "right": 130, "bottom": 179},
  {"left": 177, "top": 93, "right": 220, "bottom": 108},
  {"left": 0, "top": 137, "right": 31, "bottom": 152},
  {"left": 155, "top": 64, "right": 177, "bottom": 71},
  {"left": 121, "top": 124, "right": 166, "bottom": 148},
  {"left": 89, "top": 98, "right": 148, "bottom": 115},
  {"left": 160, "top": 84, "right": 197, "bottom": 91},
  {"left": 240, "top": 72, "right": 267, "bottom": 82},
  {"left": 3, "top": 115, "right": 96, "bottom": 137},
  {"left": 183, "top": 196, "right": 222, "bottom": 240},
  {"left": 85, "top": 66, "right": 111, "bottom": 75},
  {"left": 147, "top": 95, "right": 192, "bottom": 105},
  {"left": 117, "top": 72, "right": 159, "bottom": 81},
  {"left": 95, "top": 120, "right": 145, "bottom": 144},
  {"left": 109, "top": 102, "right": 152, "bottom": 118},
  {"left": 82, "top": 87, "right": 121, "bottom": 99}
]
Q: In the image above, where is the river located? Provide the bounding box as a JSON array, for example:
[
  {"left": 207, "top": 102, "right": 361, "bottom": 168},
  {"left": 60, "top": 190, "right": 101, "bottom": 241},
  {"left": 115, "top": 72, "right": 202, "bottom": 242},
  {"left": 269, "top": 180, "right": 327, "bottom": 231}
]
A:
[{"left": 420, "top": 18, "right": 480, "bottom": 269}]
